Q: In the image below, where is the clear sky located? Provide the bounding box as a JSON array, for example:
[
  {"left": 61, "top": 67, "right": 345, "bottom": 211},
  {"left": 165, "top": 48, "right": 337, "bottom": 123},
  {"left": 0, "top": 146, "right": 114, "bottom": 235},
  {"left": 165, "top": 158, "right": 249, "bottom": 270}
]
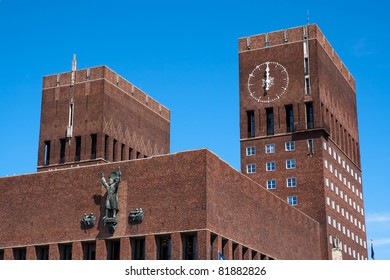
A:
[{"left": 0, "top": 0, "right": 389, "bottom": 259}]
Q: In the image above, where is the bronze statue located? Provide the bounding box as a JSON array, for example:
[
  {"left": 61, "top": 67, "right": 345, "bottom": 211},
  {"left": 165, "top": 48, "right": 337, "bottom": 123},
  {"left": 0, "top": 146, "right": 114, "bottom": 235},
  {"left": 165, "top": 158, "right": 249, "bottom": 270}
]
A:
[{"left": 100, "top": 168, "right": 121, "bottom": 220}]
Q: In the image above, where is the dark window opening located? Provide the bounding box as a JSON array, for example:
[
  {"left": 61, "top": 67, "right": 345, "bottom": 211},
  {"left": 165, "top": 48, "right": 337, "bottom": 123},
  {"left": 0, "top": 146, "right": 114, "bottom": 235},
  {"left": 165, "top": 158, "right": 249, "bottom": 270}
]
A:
[
  {"left": 36, "top": 245, "right": 49, "bottom": 260},
  {"left": 308, "top": 139, "right": 314, "bottom": 155},
  {"left": 156, "top": 235, "right": 171, "bottom": 260},
  {"left": 129, "top": 148, "right": 133, "bottom": 160},
  {"left": 59, "top": 243, "right": 72, "bottom": 260},
  {"left": 232, "top": 243, "right": 239, "bottom": 260},
  {"left": 247, "top": 110, "right": 255, "bottom": 138},
  {"left": 59, "top": 138, "right": 66, "bottom": 164},
  {"left": 305, "top": 77, "right": 311, "bottom": 95},
  {"left": 13, "top": 248, "right": 26, "bottom": 260},
  {"left": 75, "top": 136, "right": 81, "bottom": 161},
  {"left": 266, "top": 108, "right": 274, "bottom": 135},
  {"left": 222, "top": 238, "right": 228, "bottom": 260},
  {"left": 285, "top": 105, "right": 294, "bottom": 132},
  {"left": 121, "top": 144, "right": 125, "bottom": 161},
  {"left": 304, "top": 57, "right": 309, "bottom": 75},
  {"left": 90, "top": 134, "right": 97, "bottom": 160},
  {"left": 136, "top": 151, "right": 140, "bottom": 159},
  {"left": 182, "top": 233, "right": 197, "bottom": 260},
  {"left": 0, "top": 250, "right": 4, "bottom": 260},
  {"left": 82, "top": 241, "right": 96, "bottom": 260},
  {"left": 306, "top": 102, "right": 314, "bottom": 129},
  {"left": 104, "top": 135, "right": 109, "bottom": 160},
  {"left": 131, "top": 238, "right": 145, "bottom": 260},
  {"left": 113, "top": 139, "right": 117, "bottom": 162},
  {"left": 44, "top": 141, "right": 51, "bottom": 166},
  {"left": 106, "top": 239, "right": 120, "bottom": 260}
]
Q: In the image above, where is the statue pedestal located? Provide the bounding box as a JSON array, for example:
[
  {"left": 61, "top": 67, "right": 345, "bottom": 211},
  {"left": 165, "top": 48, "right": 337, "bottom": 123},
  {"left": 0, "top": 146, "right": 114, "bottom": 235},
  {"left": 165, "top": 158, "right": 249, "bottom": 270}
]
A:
[{"left": 103, "top": 217, "right": 118, "bottom": 234}]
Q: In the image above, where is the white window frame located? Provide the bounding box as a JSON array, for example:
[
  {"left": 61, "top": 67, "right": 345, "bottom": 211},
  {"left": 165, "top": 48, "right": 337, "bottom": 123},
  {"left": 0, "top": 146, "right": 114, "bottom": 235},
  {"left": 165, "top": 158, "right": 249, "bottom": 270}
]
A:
[
  {"left": 287, "top": 196, "right": 298, "bottom": 206},
  {"left": 266, "top": 179, "right": 276, "bottom": 190},
  {"left": 286, "top": 159, "right": 296, "bottom": 169},
  {"left": 265, "top": 144, "right": 275, "bottom": 154},
  {"left": 246, "top": 164, "right": 256, "bottom": 174},
  {"left": 285, "top": 141, "right": 295, "bottom": 151},
  {"left": 287, "top": 177, "right": 297, "bottom": 188},
  {"left": 266, "top": 161, "right": 276, "bottom": 171},
  {"left": 246, "top": 146, "right": 256, "bottom": 156}
]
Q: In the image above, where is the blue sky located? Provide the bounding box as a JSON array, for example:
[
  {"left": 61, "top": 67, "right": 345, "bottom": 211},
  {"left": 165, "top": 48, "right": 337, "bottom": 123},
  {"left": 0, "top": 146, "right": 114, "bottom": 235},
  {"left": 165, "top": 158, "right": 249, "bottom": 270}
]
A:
[{"left": 0, "top": 0, "right": 389, "bottom": 259}]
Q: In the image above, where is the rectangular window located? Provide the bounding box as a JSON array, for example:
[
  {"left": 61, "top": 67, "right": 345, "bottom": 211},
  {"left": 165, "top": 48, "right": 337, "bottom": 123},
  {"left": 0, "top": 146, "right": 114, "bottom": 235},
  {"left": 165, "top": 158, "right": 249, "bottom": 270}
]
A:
[
  {"left": 247, "top": 110, "right": 255, "bottom": 138},
  {"left": 131, "top": 237, "right": 146, "bottom": 260},
  {"left": 305, "top": 77, "right": 311, "bottom": 95},
  {"left": 285, "top": 105, "right": 294, "bottom": 132},
  {"left": 266, "top": 108, "right": 274, "bottom": 135},
  {"left": 288, "top": 196, "right": 298, "bottom": 206},
  {"left": 104, "top": 135, "right": 109, "bottom": 160},
  {"left": 286, "top": 159, "right": 296, "bottom": 169},
  {"left": 59, "top": 138, "right": 66, "bottom": 164},
  {"left": 182, "top": 233, "right": 197, "bottom": 260},
  {"left": 287, "top": 177, "right": 297, "bottom": 187},
  {"left": 90, "top": 134, "right": 97, "bottom": 160},
  {"left": 306, "top": 102, "right": 314, "bottom": 129},
  {"left": 246, "top": 146, "right": 255, "bottom": 156},
  {"left": 156, "top": 235, "right": 172, "bottom": 260},
  {"left": 75, "top": 136, "right": 81, "bottom": 161},
  {"left": 266, "top": 180, "right": 276, "bottom": 189},
  {"left": 106, "top": 239, "right": 120, "bottom": 260},
  {"left": 82, "top": 241, "right": 96, "bottom": 260},
  {"left": 129, "top": 147, "right": 133, "bottom": 160},
  {"left": 285, "top": 141, "right": 295, "bottom": 151},
  {"left": 44, "top": 141, "right": 51, "bottom": 166},
  {"left": 13, "top": 247, "right": 27, "bottom": 260},
  {"left": 59, "top": 243, "right": 72, "bottom": 260},
  {"left": 113, "top": 139, "right": 118, "bottom": 162},
  {"left": 36, "top": 245, "right": 49, "bottom": 260},
  {"left": 266, "top": 162, "right": 276, "bottom": 171},
  {"left": 136, "top": 151, "right": 141, "bottom": 159},
  {"left": 307, "top": 139, "right": 314, "bottom": 154},
  {"left": 265, "top": 144, "right": 275, "bottom": 154},
  {"left": 0, "top": 250, "right": 3, "bottom": 260},
  {"left": 246, "top": 164, "right": 256, "bottom": 174},
  {"left": 121, "top": 143, "right": 125, "bottom": 161}
]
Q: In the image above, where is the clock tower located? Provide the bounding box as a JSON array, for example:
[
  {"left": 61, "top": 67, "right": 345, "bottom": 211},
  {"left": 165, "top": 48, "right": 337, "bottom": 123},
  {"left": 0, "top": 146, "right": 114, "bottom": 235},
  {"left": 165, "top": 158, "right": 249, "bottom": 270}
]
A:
[{"left": 239, "top": 24, "right": 367, "bottom": 260}]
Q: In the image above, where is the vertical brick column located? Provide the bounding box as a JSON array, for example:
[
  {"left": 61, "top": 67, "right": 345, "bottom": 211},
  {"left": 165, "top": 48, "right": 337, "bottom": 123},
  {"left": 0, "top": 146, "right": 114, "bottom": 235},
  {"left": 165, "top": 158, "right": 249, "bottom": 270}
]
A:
[
  {"left": 145, "top": 234, "right": 156, "bottom": 260},
  {"left": 120, "top": 237, "right": 131, "bottom": 260},
  {"left": 26, "top": 246, "right": 36, "bottom": 260},
  {"left": 223, "top": 239, "right": 233, "bottom": 260},
  {"left": 3, "top": 248, "right": 13, "bottom": 260},
  {"left": 96, "top": 239, "right": 106, "bottom": 260},
  {"left": 196, "top": 230, "right": 211, "bottom": 260},
  {"left": 72, "top": 241, "right": 83, "bottom": 260},
  {"left": 49, "top": 244, "right": 59, "bottom": 260},
  {"left": 171, "top": 232, "right": 182, "bottom": 260}
]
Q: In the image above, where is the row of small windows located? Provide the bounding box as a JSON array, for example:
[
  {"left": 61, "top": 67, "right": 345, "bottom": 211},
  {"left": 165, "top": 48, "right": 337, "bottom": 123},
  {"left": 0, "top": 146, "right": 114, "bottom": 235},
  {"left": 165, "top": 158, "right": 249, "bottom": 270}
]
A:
[
  {"left": 323, "top": 141, "right": 362, "bottom": 185},
  {"left": 246, "top": 102, "right": 314, "bottom": 138},
  {"left": 325, "top": 177, "right": 364, "bottom": 217},
  {"left": 326, "top": 196, "right": 365, "bottom": 230},
  {"left": 328, "top": 235, "right": 366, "bottom": 260},
  {"left": 246, "top": 140, "right": 313, "bottom": 157},
  {"left": 43, "top": 134, "right": 145, "bottom": 166},
  {"left": 266, "top": 178, "right": 297, "bottom": 189},
  {"left": 327, "top": 215, "right": 366, "bottom": 252},
  {"left": 246, "top": 160, "right": 296, "bottom": 173}
]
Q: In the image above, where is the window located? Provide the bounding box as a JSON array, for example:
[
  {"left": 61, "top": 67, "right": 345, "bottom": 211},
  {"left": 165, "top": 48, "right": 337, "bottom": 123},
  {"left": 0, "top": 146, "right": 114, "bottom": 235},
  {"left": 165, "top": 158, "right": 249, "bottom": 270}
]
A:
[
  {"left": 13, "top": 247, "right": 26, "bottom": 260},
  {"left": 82, "top": 241, "right": 96, "bottom": 260},
  {"left": 285, "top": 141, "right": 295, "bottom": 151},
  {"left": 59, "top": 243, "right": 72, "bottom": 260},
  {"left": 156, "top": 235, "right": 172, "bottom": 260},
  {"left": 59, "top": 138, "right": 66, "bottom": 163},
  {"left": 247, "top": 110, "right": 255, "bottom": 138},
  {"left": 288, "top": 196, "right": 298, "bottom": 206},
  {"left": 307, "top": 139, "right": 314, "bottom": 154},
  {"left": 266, "top": 162, "right": 276, "bottom": 171},
  {"left": 286, "top": 159, "right": 296, "bottom": 169},
  {"left": 305, "top": 77, "right": 310, "bottom": 95},
  {"left": 106, "top": 239, "right": 120, "bottom": 260},
  {"left": 246, "top": 146, "right": 255, "bottom": 156},
  {"left": 305, "top": 102, "right": 314, "bottom": 129},
  {"left": 246, "top": 164, "right": 256, "bottom": 174},
  {"left": 36, "top": 245, "right": 49, "bottom": 260},
  {"left": 121, "top": 143, "right": 125, "bottom": 161},
  {"left": 75, "top": 136, "right": 81, "bottom": 161},
  {"left": 265, "top": 144, "right": 275, "bottom": 154},
  {"left": 44, "top": 141, "right": 51, "bottom": 166},
  {"left": 267, "top": 180, "right": 276, "bottom": 189},
  {"left": 285, "top": 105, "right": 294, "bottom": 132},
  {"left": 182, "top": 233, "right": 197, "bottom": 260},
  {"left": 90, "top": 134, "right": 97, "bottom": 159},
  {"left": 104, "top": 135, "right": 109, "bottom": 160},
  {"left": 266, "top": 108, "right": 274, "bottom": 135},
  {"left": 287, "top": 177, "right": 296, "bottom": 187},
  {"left": 113, "top": 139, "right": 118, "bottom": 162},
  {"left": 131, "top": 237, "right": 145, "bottom": 260}
]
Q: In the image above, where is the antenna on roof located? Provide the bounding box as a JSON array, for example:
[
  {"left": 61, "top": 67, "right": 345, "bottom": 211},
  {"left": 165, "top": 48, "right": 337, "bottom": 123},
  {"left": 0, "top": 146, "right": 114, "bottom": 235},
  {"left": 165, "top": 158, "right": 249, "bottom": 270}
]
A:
[
  {"left": 71, "top": 54, "right": 76, "bottom": 86},
  {"left": 306, "top": 10, "right": 310, "bottom": 25}
]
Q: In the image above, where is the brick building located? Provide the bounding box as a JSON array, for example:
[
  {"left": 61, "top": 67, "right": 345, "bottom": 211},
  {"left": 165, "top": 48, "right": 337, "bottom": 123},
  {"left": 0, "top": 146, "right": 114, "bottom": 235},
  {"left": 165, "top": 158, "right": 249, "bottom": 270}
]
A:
[
  {"left": 239, "top": 24, "right": 367, "bottom": 259},
  {"left": 0, "top": 24, "right": 366, "bottom": 260}
]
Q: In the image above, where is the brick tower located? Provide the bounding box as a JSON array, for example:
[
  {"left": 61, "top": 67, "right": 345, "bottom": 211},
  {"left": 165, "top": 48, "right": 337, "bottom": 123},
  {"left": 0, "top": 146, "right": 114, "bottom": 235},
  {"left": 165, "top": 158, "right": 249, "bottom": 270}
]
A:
[
  {"left": 37, "top": 56, "right": 170, "bottom": 172},
  {"left": 239, "top": 24, "right": 367, "bottom": 259}
]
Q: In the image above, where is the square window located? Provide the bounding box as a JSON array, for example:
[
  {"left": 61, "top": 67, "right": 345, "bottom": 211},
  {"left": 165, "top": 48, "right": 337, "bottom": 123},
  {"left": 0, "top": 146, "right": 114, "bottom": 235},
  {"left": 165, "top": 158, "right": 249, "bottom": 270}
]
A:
[
  {"left": 288, "top": 196, "right": 298, "bottom": 206},
  {"left": 265, "top": 144, "right": 275, "bottom": 154},
  {"left": 266, "top": 180, "right": 276, "bottom": 189},
  {"left": 287, "top": 177, "right": 296, "bottom": 187},
  {"left": 266, "top": 162, "right": 276, "bottom": 171},
  {"left": 286, "top": 159, "right": 296, "bottom": 169},
  {"left": 246, "top": 146, "right": 256, "bottom": 156},
  {"left": 285, "top": 141, "right": 295, "bottom": 151},
  {"left": 246, "top": 164, "right": 256, "bottom": 174}
]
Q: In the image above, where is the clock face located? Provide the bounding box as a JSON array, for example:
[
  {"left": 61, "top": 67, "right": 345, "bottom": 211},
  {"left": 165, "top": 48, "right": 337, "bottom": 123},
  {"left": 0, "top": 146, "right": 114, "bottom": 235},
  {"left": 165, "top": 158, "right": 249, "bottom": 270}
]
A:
[{"left": 247, "top": 61, "right": 289, "bottom": 103}]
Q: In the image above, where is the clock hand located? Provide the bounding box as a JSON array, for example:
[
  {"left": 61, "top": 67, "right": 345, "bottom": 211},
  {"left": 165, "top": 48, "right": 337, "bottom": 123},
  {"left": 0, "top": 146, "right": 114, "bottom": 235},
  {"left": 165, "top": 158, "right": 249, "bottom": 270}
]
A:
[{"left": 265, "top": 62, "right": 270, "bottom": 91}]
